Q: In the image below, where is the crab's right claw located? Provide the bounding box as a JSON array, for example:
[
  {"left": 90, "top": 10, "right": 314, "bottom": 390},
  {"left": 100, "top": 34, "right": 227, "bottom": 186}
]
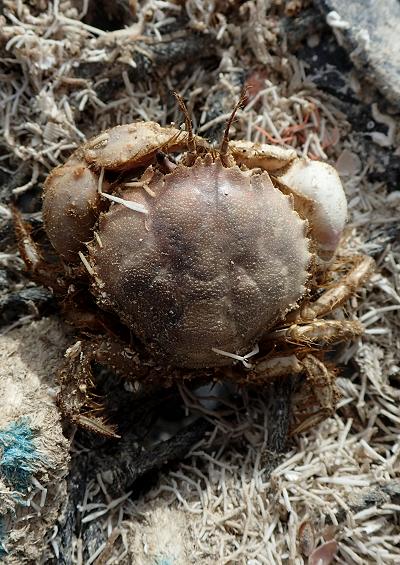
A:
[{"left": 278, "top": 159, "right": 347, "bottom": 262}]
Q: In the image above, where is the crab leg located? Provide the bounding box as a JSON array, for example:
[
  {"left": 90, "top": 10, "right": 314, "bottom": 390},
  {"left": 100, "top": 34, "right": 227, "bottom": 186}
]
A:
[
  {"left": 265, "top": 319, "right": 364, "bottom": 345},
  {"left": 246, "top": 354, "right": 304, "bottom": 383},
  {"left": 60, "top": 340, "right": 340, "bottom": 437},
  {"left": 297, "top": 255, "right": 375, "bottom": 320},
  {"left": 57, "top": 339, "right": 117, "bottom": 438},
  {"left": 13, "top": 206, "right": 43, "bottom": 271},
  {"left": 57, "top": 336, "right": 196, "bottom": 437},
  {"left": 290, "top": 354, "right": 338, "bottom": 435},
  {"left": 248, "top": 352, "right": 340, "bottom": 434},
  {"left": 13, "top": 207, "right": 68, "bottom": 292},
  {"left": 57, "top": 337, "right": 153, "bottom": 438}
]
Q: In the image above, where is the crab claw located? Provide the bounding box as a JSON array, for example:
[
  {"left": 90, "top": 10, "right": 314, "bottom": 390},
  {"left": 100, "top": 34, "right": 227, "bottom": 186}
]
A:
[
  {"left": 43, "top": 158, "right": 104, "bottom": 262},
  {"left": 278, "top": 159, "right": 347, "bottom": 261}
]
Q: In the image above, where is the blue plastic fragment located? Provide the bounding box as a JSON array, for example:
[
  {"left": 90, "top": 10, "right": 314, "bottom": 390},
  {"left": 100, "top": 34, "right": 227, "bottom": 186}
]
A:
[
  {"left": 0, "top": 417, "right": 45, "bottom": 556},
  {"left": 0, "top": 418, "right": 43, "bottom": 493}
]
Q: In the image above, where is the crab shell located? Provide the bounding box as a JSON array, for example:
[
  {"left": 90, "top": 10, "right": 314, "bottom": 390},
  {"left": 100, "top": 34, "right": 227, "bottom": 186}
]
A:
[{"left": 43, "top": 122, "right": 347, "bottom": 368}]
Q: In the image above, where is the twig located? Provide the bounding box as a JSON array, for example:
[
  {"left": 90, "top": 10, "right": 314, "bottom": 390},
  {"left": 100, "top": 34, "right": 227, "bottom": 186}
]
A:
[{"left": 260, "top": 378, "right": 294, "bottom": 478}]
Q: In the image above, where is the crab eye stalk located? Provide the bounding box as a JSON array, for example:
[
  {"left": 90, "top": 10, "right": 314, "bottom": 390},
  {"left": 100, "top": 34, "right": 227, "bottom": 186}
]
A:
[
  {"left": 219, "top": 88, "right": 247, "bottom": 166},
  {"left": 173, "top": 91, "right": 196, "bottom": 164}
]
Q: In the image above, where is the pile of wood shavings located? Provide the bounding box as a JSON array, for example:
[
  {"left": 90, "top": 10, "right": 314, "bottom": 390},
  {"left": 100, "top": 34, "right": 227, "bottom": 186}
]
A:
[{"left": 1, "top": 1, "right": 399, "bottom": 563}]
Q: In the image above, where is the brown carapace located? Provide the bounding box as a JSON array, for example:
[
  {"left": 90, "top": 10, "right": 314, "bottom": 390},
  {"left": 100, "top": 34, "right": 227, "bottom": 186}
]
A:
[{"left": 16, "top": 93, "right": 374, "bottom": 437}]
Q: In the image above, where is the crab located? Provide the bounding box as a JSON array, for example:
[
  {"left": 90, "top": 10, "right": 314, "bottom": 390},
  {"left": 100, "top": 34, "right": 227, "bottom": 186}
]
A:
[{"left": 15, "top": 94, "right": 374, "bottom": 438}]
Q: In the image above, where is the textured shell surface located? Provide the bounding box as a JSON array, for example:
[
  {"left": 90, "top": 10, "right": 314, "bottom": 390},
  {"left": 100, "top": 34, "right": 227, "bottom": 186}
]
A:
[
  {"left": 89, "top": 157, "right": 310, "bottom": 368},
  {"left": 43, "top": 159, "right": 102, "bottom": 262}
]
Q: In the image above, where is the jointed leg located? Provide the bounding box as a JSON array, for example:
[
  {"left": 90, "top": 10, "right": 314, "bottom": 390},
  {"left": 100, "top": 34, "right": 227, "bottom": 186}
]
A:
[
  {"left": 57, "top": 336, "right": 190, "bottom": 437},
  {"left": 249, "top": 352, "right": 339, "bottom": 434},
  {"left": 59, "top": 338, "right": 340, "bottom": 437},
  {"left": 246, "top": 354, "right": 304, "bottom": 383},
  {"left": 13, "top": 206, "right": 68, "bottom": 292},
  {"left": 57, "top": 337, "right": 152, "bottom": 437},
  {"left": 265, "top": 319, "right": 364, "bottom": 346},
  {"left": 57, "top": 339, "right": 118, "bottom": 438},
  {"left": 297, "top": 255, "right": 375, "bottom": 321},
  {"left": 290, "top": 354, "right": 339, "bottom": 435},
  {"left": 256, "top": 255, "right": 374, "bottom": 433}
]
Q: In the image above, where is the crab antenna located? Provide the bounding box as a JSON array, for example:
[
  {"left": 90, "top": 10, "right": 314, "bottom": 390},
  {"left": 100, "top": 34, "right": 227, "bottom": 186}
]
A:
[
  {"left": 173, "top": 91, "right": 196, "bottom": 158},
  {"left": 219, "top": 87, "right": 247, "bottom": 158}
]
